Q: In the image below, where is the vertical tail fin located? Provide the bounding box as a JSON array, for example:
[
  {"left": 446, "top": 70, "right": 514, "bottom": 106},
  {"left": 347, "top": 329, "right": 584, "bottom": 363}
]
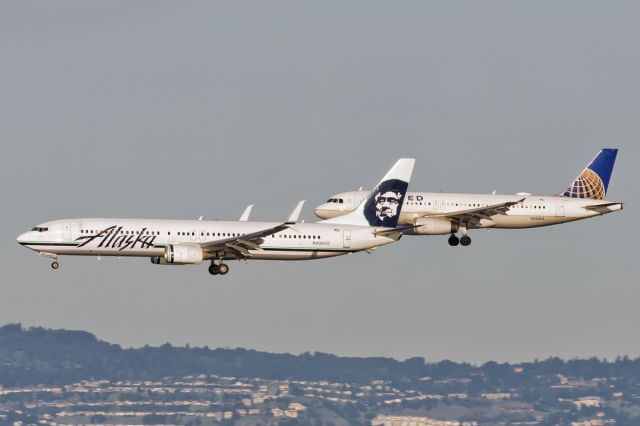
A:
[
  {"left": 321, "top": 158, "right": 415, "bottom": 227},
  {"left": 562, "top": 148, "right": 618, "bottom": 200}
]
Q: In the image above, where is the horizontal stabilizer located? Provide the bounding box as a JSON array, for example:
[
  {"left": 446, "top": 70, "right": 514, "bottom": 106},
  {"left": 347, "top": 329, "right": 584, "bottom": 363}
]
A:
[
  {"left": 373, "top": 224, "right": 422, "bottom": 237},
  {"left": 583, "top": 202, "right": 623, "bottom": 211}
]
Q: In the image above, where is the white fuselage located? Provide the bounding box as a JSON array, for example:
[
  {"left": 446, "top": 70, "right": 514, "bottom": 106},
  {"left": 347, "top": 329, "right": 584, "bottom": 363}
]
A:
[
  {"left": 17, "top": 218, "right": 397, "bottom": 262},
  {"left": 315, "top": 191, "right": 623, "bottom": 229}
]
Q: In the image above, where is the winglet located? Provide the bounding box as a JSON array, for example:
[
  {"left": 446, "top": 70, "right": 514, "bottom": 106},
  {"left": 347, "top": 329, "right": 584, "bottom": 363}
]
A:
[
  {"left": 286, "top": 200, "right": 305, "bottom": 224},
  {"left": 239, "top": 205, "right": 254, "bottom": 222}
]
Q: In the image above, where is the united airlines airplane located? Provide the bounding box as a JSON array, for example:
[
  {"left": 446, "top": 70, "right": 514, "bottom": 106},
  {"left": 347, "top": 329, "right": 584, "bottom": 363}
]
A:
[
  {"left": 315, "top": 149, "right": 622, "bottom": 247},
  {"left": 17, "top": 159, "right": 415, "bottom": 275}
]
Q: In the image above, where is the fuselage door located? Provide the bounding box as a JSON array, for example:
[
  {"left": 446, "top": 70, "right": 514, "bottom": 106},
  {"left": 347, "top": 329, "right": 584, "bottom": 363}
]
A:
[
  {"left": 199, "top": 230, "right": 206, "bottom": 241},
  {"left": 343, "top": 229, "right": 351, "bottom": 248},
  {"left": 190, "top": 230, "right": 197, "bottom": 241},
  {"left": 556, "top": 201, "right": 565, "bottom": 217},
  {"left": 62, "top": 223, "right": 72, "bottom": 241}
]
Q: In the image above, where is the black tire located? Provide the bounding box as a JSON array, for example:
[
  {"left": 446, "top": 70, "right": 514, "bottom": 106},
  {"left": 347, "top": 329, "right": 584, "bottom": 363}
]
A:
[
  {"left": 448, "top": 235, "right": 459, "bottom": 246},
  {"left": 208, "top": 264, "right": 219, "bottom": 275},
  {"left": 51, "top": 261, "right": 59, "bottom": 270},
  {"left": 460, "top": 235, "right": 472, "bottom": 246},
  {"left": 218, "top": 264, "right": 229, "bottom": 275}
]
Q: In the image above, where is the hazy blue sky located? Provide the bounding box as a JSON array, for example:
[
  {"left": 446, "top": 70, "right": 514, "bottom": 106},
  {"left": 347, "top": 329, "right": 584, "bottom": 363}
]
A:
[{"left": 1, "top": 1, "right": 637, "bottom": 363}]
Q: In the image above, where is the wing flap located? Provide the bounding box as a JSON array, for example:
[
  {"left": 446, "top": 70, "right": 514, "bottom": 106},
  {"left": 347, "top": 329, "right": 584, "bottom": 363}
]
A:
[{"left": 225, "top": 243, "right": 252, "bottom": 257}]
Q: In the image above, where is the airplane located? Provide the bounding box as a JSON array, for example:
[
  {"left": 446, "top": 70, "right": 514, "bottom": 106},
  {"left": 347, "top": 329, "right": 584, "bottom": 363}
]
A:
[
  {"left": 17, "top": 159, "right": 416, "bottom": 275},
  {"left": 314, "top": 149, "right": 622, "bottom": 247}
]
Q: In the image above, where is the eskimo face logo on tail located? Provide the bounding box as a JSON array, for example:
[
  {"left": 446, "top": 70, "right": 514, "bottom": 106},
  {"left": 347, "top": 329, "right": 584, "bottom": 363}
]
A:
[
  {"left": 363, "top": 179, "right": 408, "bottom": 227},
  {"left": 564, "top": 169, "right": 606, "bottom": 200}
]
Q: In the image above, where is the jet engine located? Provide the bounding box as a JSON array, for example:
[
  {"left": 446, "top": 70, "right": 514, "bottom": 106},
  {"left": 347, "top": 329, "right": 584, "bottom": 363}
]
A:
[
  {"left": 409, "top": 217, "right": 458, "bottom": 235},
  {"left": 151, "top": 244, "right": 204, "bottom": 265}
]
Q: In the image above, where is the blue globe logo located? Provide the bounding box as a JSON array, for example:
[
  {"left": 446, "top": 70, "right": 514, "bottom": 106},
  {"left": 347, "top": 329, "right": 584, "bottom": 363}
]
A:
[{"left": 564, "top": 169, "right": 605, "bottom": 199}]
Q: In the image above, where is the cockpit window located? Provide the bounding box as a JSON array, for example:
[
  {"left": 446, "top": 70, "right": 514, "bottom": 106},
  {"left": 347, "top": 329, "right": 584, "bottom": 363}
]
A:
[{"left": 31, "top": 227, "right": 48, "bottom": 232}]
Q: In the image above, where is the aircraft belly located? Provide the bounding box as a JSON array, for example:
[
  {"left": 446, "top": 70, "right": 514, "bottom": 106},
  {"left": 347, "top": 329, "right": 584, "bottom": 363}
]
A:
[
  {"left": 36, "top": 246, "right": 165, "bottom": 257},
  {"left": 248, "top": 249, "right": 346, "bottom": 261},
  {"left": 491, "top": 215, "right": 573, "bottom": 228},
  {"left": 83, "top": 247, "right": 165, "bottom": 257}
]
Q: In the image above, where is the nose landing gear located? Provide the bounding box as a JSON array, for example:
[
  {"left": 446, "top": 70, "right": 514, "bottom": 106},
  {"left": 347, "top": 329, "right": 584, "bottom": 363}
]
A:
[{"left": 40, "top": 252, "right": 60, "bottom": 270}]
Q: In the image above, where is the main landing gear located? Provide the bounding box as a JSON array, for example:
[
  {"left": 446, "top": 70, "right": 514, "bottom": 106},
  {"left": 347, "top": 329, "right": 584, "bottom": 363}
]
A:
[
  {"left": 448, "top": 233, "right": 472, "bottom": 247},
  {"left": 51, "top": 261, "right": 60, "bottom": 270},
  {"left": 208, "top": 259, "right": 229, "bottom": 276}
]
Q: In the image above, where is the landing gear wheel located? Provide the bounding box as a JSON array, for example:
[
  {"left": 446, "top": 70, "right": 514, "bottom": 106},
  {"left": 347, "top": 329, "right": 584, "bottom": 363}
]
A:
[
  {"left": 208, "top": 264, "right": 219, "bottom": 275},
  {"left": 448, "top": 235, "right": 460, "bottom": 246},
  {"left": 51, "top": 261, "right": 60, "bottom": 270},
  {"left": 218, "top": 264, "right": 229, "bottom": 275},
  {"left": 460, "top": 235, "right": 472, "bottom": 246}
]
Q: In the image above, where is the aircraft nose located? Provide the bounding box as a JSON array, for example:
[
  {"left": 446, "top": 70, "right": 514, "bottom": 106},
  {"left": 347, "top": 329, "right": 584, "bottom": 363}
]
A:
[
  {"left": 16, "top": 232, "right": 28, "bottom": 244},
  {"left": 314, "top": 205, "right": 330, "bottom": 219}
]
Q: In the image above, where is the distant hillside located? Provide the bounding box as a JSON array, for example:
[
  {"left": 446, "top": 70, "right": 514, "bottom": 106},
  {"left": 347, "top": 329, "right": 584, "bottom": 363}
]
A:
[{"left": 1, "top": 323, "right": 640, "bottom": 388}]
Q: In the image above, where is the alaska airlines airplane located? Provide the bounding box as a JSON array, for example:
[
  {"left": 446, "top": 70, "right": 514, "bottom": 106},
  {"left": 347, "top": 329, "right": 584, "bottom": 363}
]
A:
[
  {"left": 315, "top": 149, "right": 622, "bottom": 247},
  {"left": 17, "top": 159, "right": 415, "bottom": 275}
]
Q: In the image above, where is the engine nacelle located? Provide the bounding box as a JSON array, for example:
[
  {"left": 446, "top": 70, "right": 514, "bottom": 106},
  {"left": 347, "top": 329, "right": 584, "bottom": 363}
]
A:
[
  {"left": 150, "top": 244, "right": 204, "bottom": 265},
  {"left": 410, "top": 217, "right": 458, "bottom": 235}
]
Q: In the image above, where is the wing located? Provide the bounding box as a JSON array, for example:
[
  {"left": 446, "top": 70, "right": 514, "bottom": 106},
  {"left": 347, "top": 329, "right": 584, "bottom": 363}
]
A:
[
  {"left": 199, "top": 200, "right": 305, "bottom": 259},
  {"left": 423, "top": 198, "right": 524, "bottom": 228},
  {"left": 200, "top": 223, "right": 289, "bottom": 258}
]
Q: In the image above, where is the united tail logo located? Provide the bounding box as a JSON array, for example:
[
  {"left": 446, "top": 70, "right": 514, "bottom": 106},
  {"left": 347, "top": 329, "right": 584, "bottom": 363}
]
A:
[{"left": 561, "top": 148, "right": 617, "bottom": 200}]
